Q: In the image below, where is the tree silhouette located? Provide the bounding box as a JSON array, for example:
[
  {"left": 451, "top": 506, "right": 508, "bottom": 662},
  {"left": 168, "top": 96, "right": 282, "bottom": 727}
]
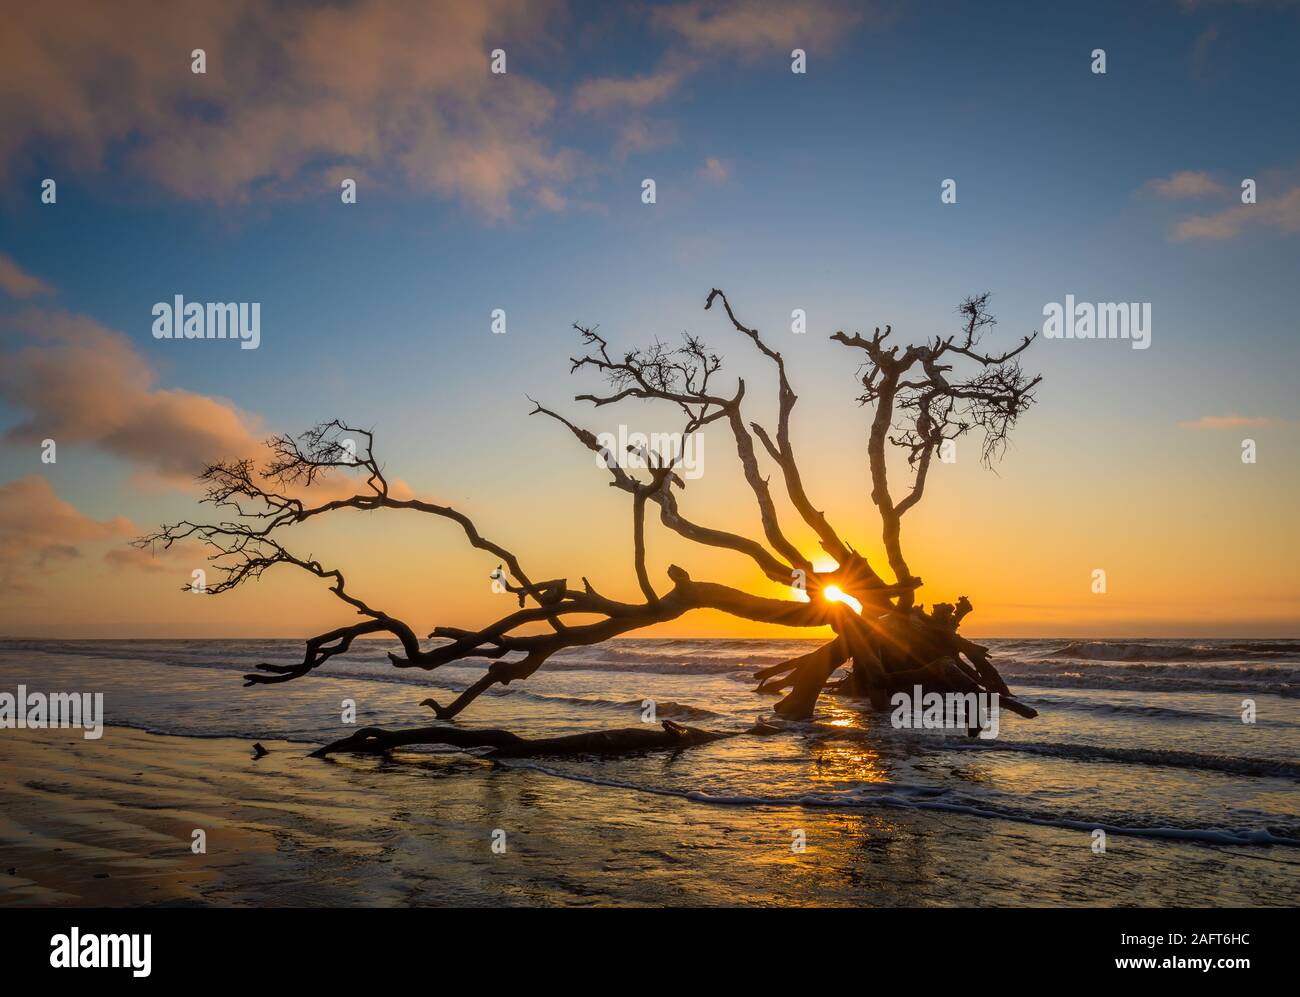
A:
[{"left": 137, "top": 289, "right": 1040, "bottom": 757}]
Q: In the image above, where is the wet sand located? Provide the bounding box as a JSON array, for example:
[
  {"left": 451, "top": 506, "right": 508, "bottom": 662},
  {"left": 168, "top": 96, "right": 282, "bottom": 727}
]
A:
[{"left": 1, "top": 726, "right": 1297, "bottom": 907}]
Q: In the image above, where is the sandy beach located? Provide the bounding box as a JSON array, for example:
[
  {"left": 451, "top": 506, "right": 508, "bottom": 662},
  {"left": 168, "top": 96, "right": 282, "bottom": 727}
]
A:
[{"left": 3, "top": 724, "right": 1297, "bottom": 907}]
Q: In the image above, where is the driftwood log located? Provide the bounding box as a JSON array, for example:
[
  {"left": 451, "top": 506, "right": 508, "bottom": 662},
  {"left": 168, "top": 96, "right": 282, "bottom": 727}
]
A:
[{"left": 311, "top": 719, "right": 745, "bottom": 758}]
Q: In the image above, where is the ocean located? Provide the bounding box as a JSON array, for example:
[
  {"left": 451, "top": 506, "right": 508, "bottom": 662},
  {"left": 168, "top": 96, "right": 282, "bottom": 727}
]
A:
[{"left": 2, "top": 635, "right": 1297, "bottom": 845}]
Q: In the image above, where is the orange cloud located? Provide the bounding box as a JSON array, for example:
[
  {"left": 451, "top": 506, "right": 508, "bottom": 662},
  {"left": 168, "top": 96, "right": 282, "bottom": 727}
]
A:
[
  {"left": 574, "top": 68, "right": 687, "bottom": 112},
  {"left": 1, "top": 308, "right": 417, "bottom": 507},
  {"left": 1143, "top": 170, "right": 1224, "bottom": 199},
  {"left": 0, "top": 310, "right": 264, "bottom": 481},
  {"left": 569, "top": 0, "right": 875, "bottom": 164},
  {"left": 0, "top": 0, "right": 569, "bottom": 219},
  {"left": 573, "top": 0, "right": 873, "bottom": 115},
  {"left": 652, "top": 0, "right": 873, "bottom": 58},
  {"left": 0, "top": 1, "right": 890, "bottom": 215},
  {"left": 0, "top": 475, "right": 134, "bottom": 593},
  {"left": 103, "top": 542, "right": 199, "bottom": 575},
  {"left": 1178, "top": 414, "right": 1285, "bottom": 430},
  {"left": 614, "top": 118, "right": 679, "bottom": 158},
  {"left": 0, "top": 253, "right": 52, "bottom": 298},
  {"left": 1172, "top": 185, "right": 1300, "bottom": 240},
  {"left": 700, "top": 156, "right": 731, "bottom": 182}
]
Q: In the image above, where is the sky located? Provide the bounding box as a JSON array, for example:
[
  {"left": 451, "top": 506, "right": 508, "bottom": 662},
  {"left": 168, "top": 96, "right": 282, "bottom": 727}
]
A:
[{"left": 0, "top": 0, "right": 1297, "bottom": 639}]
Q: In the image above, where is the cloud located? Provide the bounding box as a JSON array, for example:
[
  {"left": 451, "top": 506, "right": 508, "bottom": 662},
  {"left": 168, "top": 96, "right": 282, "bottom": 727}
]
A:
[
  {"left": 613, "top": 118, "right": 679, "bottom": 158},
  {"left": 0, "top": 309, "right": 264, "bottom": 482},
  {"left": 699, "top": 156, "right": 731, "bottom": 182},
  {"left": 1172, "top": 184, "right": 1300, "bottom": 240},
  {"left": 573, "top": 0, "right": 879, "bottom": 130},
  {"left": 573, "top": 68, "right": 687, "bottom": 113},
  {"left": 103, "top": 543, "right": 197, "bottom": 574},
  {"left": 1147, "top": 164, "right": 1300, "bottom": 241},
  {"left": 0, "top": 0, "right": 570, "bottom": 219},
  {"left": 1178, "top": 414, "right": 1285, "bottom": 430},
  {"left": 0, "top": 474, "right": 198, "bottom": 596},
  {"left": 1, "top": 1, "right": 891, "bottom": 210},
  {"left": 0, "top": 475, "right": 134, "bottom": 593},
  {"left": 0, "top": 253, "right": 52, "bottom": 298},
  {"left": 652, "top": 0, "right": 875, "bottom": 58},
  {"left": 36, "top": 544, "right": 82, "bottom": 568},
  {"left": 1143, "top": 170, "right": 1224, "bottom": 199},
  {"left": 536, "top": 186, "right": 567, "bottom": 212},
  {"left": 0, "top": 307, "right": 419, "bottom": 504},
  {"left": 1191, "top": 25, "right": 1221, "bottom": 78}
]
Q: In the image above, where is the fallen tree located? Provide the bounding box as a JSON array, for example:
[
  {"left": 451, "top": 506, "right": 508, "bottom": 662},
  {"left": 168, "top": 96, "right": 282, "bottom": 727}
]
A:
[{"left": 137, "top": 288, "right": 1041, "bottom": 757}]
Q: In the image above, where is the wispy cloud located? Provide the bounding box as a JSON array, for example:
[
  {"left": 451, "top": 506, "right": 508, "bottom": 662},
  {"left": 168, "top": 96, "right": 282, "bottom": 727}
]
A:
[
  {"left": 573, "top": 68, "right": 687, "bottom": 113},
  {"left": 1143, "top": 165, "right": 1300, "bottom": 241},
  {"left": 103, "top": 542, "right": 198, "bottom": 574},
  {"left": 1191, "top": 25, "right": 1221, "bottom": 78},
  {"left": 1143, "top": 170, "right": 1224, "bottom": 199},
  {"left": 1173, "top": 184, "right": 1300, "bottom": 240},
  {"left": 613, "top": 117, "right": 679, "bottom": 158},
  {"left": 0, "top": 253, "right": 52, "bottom": 298},
  {"left": 573, "top": 0, "right": 877, "bottom": 123},
  {"left": 699, "top": 156, "right": 731, "bottom": 182},
  {"left": 1178, "top": 414, "right": 1286, "bottom": 430},
  {"left": 653, "top": 0, "right": 877, "bottom": 59}
]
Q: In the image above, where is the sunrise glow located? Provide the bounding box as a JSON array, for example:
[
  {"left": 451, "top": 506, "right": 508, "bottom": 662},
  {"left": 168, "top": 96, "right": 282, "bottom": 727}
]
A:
[{"left": 822, "top": 585, "right": 863, "bottom": 614}]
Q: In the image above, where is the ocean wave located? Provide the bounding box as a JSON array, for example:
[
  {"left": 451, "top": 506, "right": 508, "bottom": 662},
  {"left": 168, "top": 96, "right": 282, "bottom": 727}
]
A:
[
  {"left": 998, "top": 660, "right": 1294, "bottom": 696},
  {"left": 1, "top": 640, "right": 785, "bottom": 676},
  {"left": 944, "top": 739, "right": 1300, "bottom": 781},
  {"left": 1047, "top": 640, "right": 1300, "bottom": 663},
  {"left": 486, "top": 693, "right": 723, "bottom": 721},
  {"left": 527, "top": 655, "right": 758, "bottom": 675},
  {"left": 1018, "top": 693, "right": 1297, "bottom": 724},
  {"left": 777, "top": 717, "right": 1300, "bottom": 779},
  {"left": 10, "top": 636, "right": 1300, "bottom": 681},
  {"left": 502, "top": 761, "right": 1300, "bottom": 848}
]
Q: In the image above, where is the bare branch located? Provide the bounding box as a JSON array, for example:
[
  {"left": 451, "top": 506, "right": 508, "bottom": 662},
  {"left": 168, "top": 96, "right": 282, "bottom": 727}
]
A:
[
  {"left": 831, "top": 293, "right": 1041, "bottom": 601},
  {"left": 137, "top": 289, "right": 1039, "bottom": 737}
]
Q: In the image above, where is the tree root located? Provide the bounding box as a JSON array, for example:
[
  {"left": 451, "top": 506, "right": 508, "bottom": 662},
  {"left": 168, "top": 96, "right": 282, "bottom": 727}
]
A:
[{"left": 752, "top": 605, "right": 1038, "bottom": 722}]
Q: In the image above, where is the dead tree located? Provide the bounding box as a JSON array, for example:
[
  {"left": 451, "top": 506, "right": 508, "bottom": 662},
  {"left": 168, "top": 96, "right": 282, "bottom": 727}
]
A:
[{"left": 136, "top": 289, "right": 1040, "bottom": 757}]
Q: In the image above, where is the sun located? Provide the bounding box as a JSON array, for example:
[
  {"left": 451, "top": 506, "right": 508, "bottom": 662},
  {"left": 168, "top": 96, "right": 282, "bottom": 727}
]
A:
[{"left": 822, "top": 585, "right": 863, "bottom": 614}]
